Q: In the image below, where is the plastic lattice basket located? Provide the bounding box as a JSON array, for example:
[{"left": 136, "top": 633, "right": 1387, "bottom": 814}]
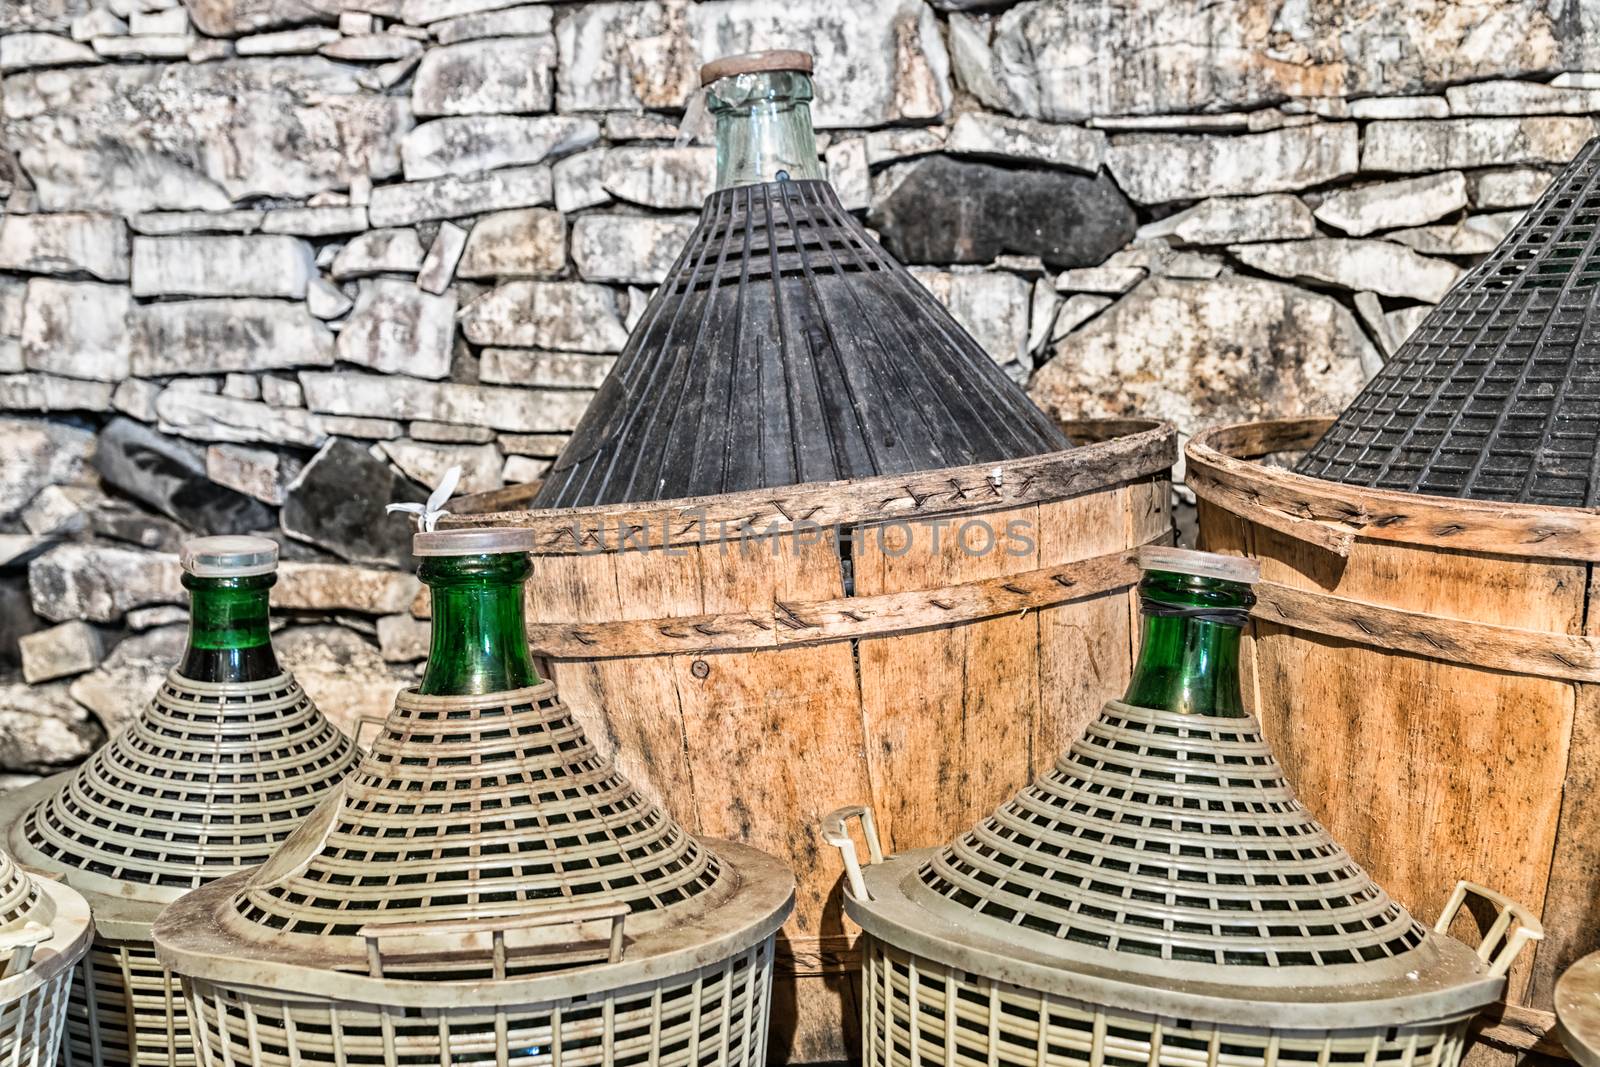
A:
[
  {"left": 154, "top": 680, "right": 795, "bottom": 1067},
  {"left": 535, "top": 174, "right": 1069, "bottom": 507},
  {"left": 0, "top": 670, "right": 360, "bottom": 1067},
  {"left": 824, "top": 700, "right": 1543, "bottom": 1067},
  {"left": 1298, "top": 135, "right": 1600, "bottom": 506},
  {"left": 0, "top": 845, "right": 92, "bottom": 1066}
]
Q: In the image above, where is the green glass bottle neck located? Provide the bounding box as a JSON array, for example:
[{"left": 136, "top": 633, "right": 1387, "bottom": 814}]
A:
[
  {"left": 178, "top": 573, "right": 281, "bottom": 683},
  {"left": 709, "top": 70, "right": 826, "bottom": 189},
  {"left": 418, "top": 552, "right": 541, "bottom": 696},
  {"left": 1121, "top": 569, "right": 1254, "bottom": 717}
]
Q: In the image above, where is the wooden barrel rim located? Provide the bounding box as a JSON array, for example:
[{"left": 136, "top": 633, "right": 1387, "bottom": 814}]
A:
[
  {"left": 526, "top": 543, "right": 1158, "bottom": 658},
  {"left": 1190, "top": 417, "right": 1600, "bottom": 684},
  {"left": 446, "top": 420, "right": 1176, "bottom": 556},
  {"left": 1187, "top": 418, "right": 1600, "bottom": 563}
]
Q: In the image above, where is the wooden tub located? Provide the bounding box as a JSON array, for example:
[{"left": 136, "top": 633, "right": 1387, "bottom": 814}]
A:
[
  {"left": 449, "top": 418, "right": 1176, "bottom": 1063},
  {"left": 1190, "top": 417, "right": 1600, "bottom": 1062}
]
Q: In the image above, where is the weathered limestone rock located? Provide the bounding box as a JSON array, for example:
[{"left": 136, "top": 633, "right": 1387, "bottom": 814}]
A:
[
  {"left": 260, "top": 205, "right": 368, "bottom": 236},
  {"left": 1031, "top": 276, "right": 1373, "bottom": 441},
  {"left": 129, "top": 209, "right": 266, "bottom": 235},
  {"left": 1, "top": 418, "right": 105, "bottom": 519},
  {"left": 1313, "top": 172, "right": 1469, "bottom": 236},
  {"left": 367, "top": 165, "right": 553, "bottom": 227},
  {"left": 131, "top": 235, "right": 315, "bottom": 298},
  {"left": 319, "top": 415, "right": 404, "bottom": 439},
  {"left": 417, "top": 222, "right": 468, "bottom": 294},
  {"left": 234, "top": 26, "right": 341, "bottom": 54},
  {"left": 18, "top": 620, "right": 101, "bottom": 684},
  {"left": 945, "top": 112, "right": 1105, "bottom": 172},
  {"left": 337, "top": 279, "right": 457, "bottom": 379},
  {"left": 1054, "top": 266, "right": 1145, "bottom": 296},
  {"left": 479, "top": 349, "right": 616, "bottom": 389},
  {"left": 961, "top": 0, "right": 1585, "bottom": 121},
  {"left": 400, "top": 0, "right": 527, "bottom": 26},
  {"left": 571, "top": 215, "right": 696, "bottom": 285},
  {"left": 552, "top": 149, "right": 610, "bottom": 214},
  {"left": 556, "top": 0, "right": 951, "bottom": 128},
  {"left": 300, "top": 371, "right": 595, "bottom": 433},
  {"left": 282, "top": 437, "right": 425, "bottom": 567},
  {"left": 599, "top": 146, "right": 714, "bottom": 209},
  {"left": 71, "top": 8, "right": 128, "bottom": 40},
  {"left": 1107, "top": 125, "right": 1358, "bottom": 204},
  {"left": 1385, "top": 211, "right": 1524, "bottom": 255},
  {"left": 19, "top": 278, "right": 134, "bottom": 381},
  {"left": 307, "top": 277, "right": 355, "bottom": 319},
  {"left": 501, "top": 454, "right": 548, "bottom": 484},
  {"left": 376, "top": 612, "right": 430, "bottom": 662},
  {"left": 825, "top": 136, "right": 870, "bottom": 212},
  {"left": 1229, "top": 239, "right": 1462, "bottom": 302},
  {"left": 411, "top": 35, "right": 556, "bottom": 116},
  {"left": 0, "top": 32, "right": 99, "bottom": 71},
  {"left": 0, "top": 213, "right": 129, "bottom": 281},
  {"left": 1470, "top": 167, "right": 1555, "bottom": 209},
  {"left": 131, "top": 298, "right": 335, "bottom": 375},
  {"left": 21, "top": 483, "right": 101, "bottom": 536},
  {"left": 0, "top": 681, "right": 101, "bottom": 772},
  {"left": 93, "top": 35, "right": 195, "bottom": 59},
  {"left": 222, "top": 374, "right": 259, "bottom": 401},
  {"left": 411, "top": 421, "right": 496, "bottom": 444},
  {"left": 3, "top": 58, "right": 411, "bottom": 213},
  {"left": 459, "top": 281, "right": 628, "bottom": 351},
  {"left": 865, "top": 126, "right": 948, "bottom": 166},
  {"left": 112, "top": 378, "right": 161, "bottom": 422},
  {"left": 183, "top": 0, "right": 341, "bottom": 37},
  {"left": 68, "top": 624, "right": 183, "bottom": 734},
  {"left": 260, "top": 375, "right": 303, "bottom": 407},
  {"left": 379, "top": 438, "right": 503, "bottom": 495},
  {"left": 1362, "top": 118, "right": 1598, "bottom": 172},
  {"left": 205, "top": 442, "right": 298, "bottom": 505},
  {"left": 870, "top": 155, "right": 1133, "bottom": 268},
  {"left": 29, "top": 542, "right": 182, "bottom": 622},
  {"left": 1136, "top": 194, "right": 1316, "bottom": 246},
  {"left": 94, "top": 416, "right": 275, "bottom": 533},
  {"left": 1446, "top": 80, "right": 1600, "bottom": 116},
  {"left": 401, "top": 114, "right": 598, "bottom": 181},
  {"left": 330, "top": 228, "right": 426, "bottom": 278},
  {"left": 155, "top": 388, "right": 329, "bottom": 447},
  {"left": 319, "top": 34, "right": 422, "bottom": 62},
  {"left": 497, "top": 432, "right": 566, "bottom": 457},
  {"left": 0, "top": 373, "right": 114, "bottom": 412},
  {"left": 458, "top": 208, "right": 565, "bottom": 279},
  {"left": 1347, "top": 96, "right": 1450, "bottom": 119},
  {"left": 1051, "top": 293, "right": 1112, "bottom": 342},
  {"left": 434, "top": 5, "right": 553, "bottom": 44},
  {"left": 910, "top": 268, "right": 1030, "bottom": 365},
  {"left": 129, "top": 8, "right": 190, "bottom": 35},
  {"left": 272, "top": 625, "right": 411, "bottom": 738}
]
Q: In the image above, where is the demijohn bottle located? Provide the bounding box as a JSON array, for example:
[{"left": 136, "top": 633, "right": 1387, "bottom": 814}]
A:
[
  {"left": 178, "top": 534, "right": 286, "bottom": 683},
  {"left": 1122, "top": 545, "right": 1258, "bottom": 716},
  {"left": 702, "top": 49, "right": 827, "bottom": 188},
  {"left": 413, "top": 527, "right": 541, "bottom": 696}
]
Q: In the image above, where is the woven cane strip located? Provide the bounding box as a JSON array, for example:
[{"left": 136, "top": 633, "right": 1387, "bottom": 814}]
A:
[
  {"left": 918, "top": 702, "right": 1427, "bottom": 969},
  {"left": 232, "top": 683, "right": 720, "bottom": 940},
  {"left": 61, "top": 938, "right": 194, "bottom": 1067},
  {"left": 861, "top": 939, "right": 1471, "bottom": 1067},
  {"left": 182, "top": 939, "right": 776, "bottom": 1067},
  {"left": 0, "top": 960, "right": 76, "bottom": 1067},
  {"left": 20, "top": 672, "right": 357, "bottom": 891},
  {"left": 0, "top": 850, "right": 43, "bottom": 932}
]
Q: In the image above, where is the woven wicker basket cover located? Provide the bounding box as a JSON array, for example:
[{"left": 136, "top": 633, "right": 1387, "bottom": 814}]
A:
[
  {"left": 0, "top": 847, "right": 54, "bottom": 936},
  {"left": 156, "top": 681, "right": 792, "bottom": 991},
  {"left": 848, "top": 699, "right": 1500, "bottom": 1028},
  {"left": 4, "top": 670, "right": 360, "bottom": 912},
  {"left": 534, "top": 178, "right": 1071, "bottom": 508},
  {"left": 1298, "top": 136, "right": 1600, "bottom": 507}
]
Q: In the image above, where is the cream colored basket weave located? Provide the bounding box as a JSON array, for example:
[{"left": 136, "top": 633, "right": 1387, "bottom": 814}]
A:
[
  {"left": 0, "top": 845, "right": 93, "bottom": 1065},
  {"left": 1558, "top": 950, "right": 1600, "bottom": 1067},
  {"left": 154, "top": 680, "right": 795, "bottom": 1067},
  {"left": 825, "top": 700, "right": 1543, "bottom": 1067},
  {"left": 0, "top": 671, "right": 359, "bottom": 1067}
]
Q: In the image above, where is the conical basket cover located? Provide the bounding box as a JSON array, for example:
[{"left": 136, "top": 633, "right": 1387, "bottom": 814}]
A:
[
  {"left": 205, "top": 680, "right": 744, "bottom": 973},
  {"left": 0, "top": 848, "right": 53, "bottom": 936},
  {"left": 7, "top": 670, "right": 359, "bottom": 902},
  {"left": 1298, "top": 136, "right": 1600, "bottom": 506},
  {"left": 535, "top": 179, "right": 1071, "bottom": 508}
]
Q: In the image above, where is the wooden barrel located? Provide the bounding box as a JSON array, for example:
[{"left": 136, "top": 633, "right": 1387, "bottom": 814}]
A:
[
  {"left": 1189, "top": 417, "right": 1600, "bottom": 1062},
  {"left": 449, "top": 418, "right": 1176, "bottom": 1063}
]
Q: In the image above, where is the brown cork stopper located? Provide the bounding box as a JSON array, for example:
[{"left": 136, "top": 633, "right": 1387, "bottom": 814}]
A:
[{"left": 698, "top": 49, "right": 813, "bottom": 88}]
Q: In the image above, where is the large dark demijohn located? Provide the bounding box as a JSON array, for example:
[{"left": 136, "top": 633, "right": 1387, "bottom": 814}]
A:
[
  {"left": 534, "top": 49, "right": 1070, "bottom": 508},
  {"left": 0, "top": 536, "right": 360, "bottom": 1067}
]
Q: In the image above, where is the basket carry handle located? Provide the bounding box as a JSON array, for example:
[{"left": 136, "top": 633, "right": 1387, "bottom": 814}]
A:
[
  {"left": 1433, "top": 879, "right": 1544, "bottom": 979},
  {"left": 352, "top": 714, "right": 388, "bottom": 749},
  {"left": 0, "top": 921, "right": 51, "bottom": 978},
  {"left": 358, "top": 901, "right": 629, "bottom": 979},
  {"left": 821, "top": 805, "right": 884, "bottom": 902}
]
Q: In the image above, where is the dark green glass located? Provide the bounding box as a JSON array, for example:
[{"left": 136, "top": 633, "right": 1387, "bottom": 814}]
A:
[
  {"left": 1121, "top": 568, "right": 1254, "bottom": 717},
  {"left": 418, "top": 552, "right": 541, "bottom": 696},
  {"left": 178, "top": 572, "right": 281, "bottom": 683}
]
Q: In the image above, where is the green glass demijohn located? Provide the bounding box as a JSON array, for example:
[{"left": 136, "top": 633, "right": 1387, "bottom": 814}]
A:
[
  {"left": 178, "top": 536, "right": 283, "bottom": 683},
  {"left": 1122, "top": 545, "right": 1258, "bottom": 717},
  {"left": 414, "top": 526, "right": 542, "bottom": 696}
]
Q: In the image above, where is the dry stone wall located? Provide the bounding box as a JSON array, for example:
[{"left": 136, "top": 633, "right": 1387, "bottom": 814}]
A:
[{"left": 2, "top": 0, "right": 1599, "bottom": 776}]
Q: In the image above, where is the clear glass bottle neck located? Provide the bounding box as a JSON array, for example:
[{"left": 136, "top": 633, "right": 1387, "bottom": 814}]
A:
[
  {"left": 418, "top": 552, "right": 541, "bottom": 696},
  {"left": 1121, "top": 570, "right": 1254, "bottom": 717},
  {"left": 178, "top": 573, "right": 280, "bottom": 683},
  {"left": 708, "top": 70, "right": 826, "bottom": 190}
]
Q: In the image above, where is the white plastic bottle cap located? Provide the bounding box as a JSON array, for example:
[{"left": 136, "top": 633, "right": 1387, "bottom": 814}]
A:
[
  {"left": 180, "top": 535, "right": 280, "bottom": 578},
  {"left": 413, "top": 527, "right": 537, "bottom": 557},
  {"left": 1138, "top": 545, "right": 1261, "bottom": 585}
]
